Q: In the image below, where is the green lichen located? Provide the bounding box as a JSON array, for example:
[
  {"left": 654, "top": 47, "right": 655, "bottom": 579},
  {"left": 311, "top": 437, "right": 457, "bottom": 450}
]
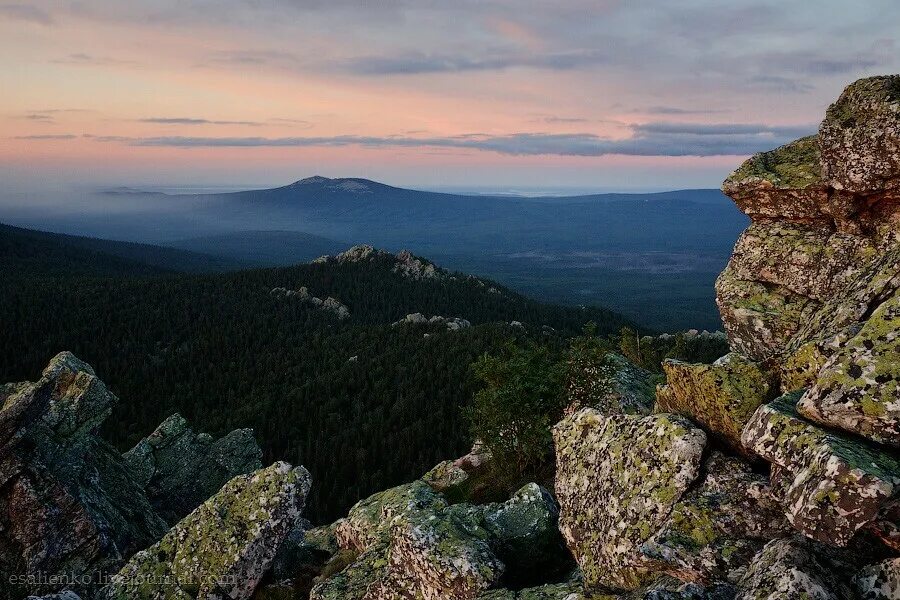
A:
[{"left": 727, "top": 135, "right": 822, "bottom": 189}]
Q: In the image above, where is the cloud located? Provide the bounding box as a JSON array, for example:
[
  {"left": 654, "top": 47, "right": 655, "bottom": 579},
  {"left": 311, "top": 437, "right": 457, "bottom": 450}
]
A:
[
  {"left": 340, "top": 49, "right": 607, "bottom": 75},
  {"left": 140, "top": 117, "right": 263, "bottom": 126},
  {"left": 14, "top": 134, "right": 77, "bottom": 140},
  {"left": 641, "top": 106, "right": 727, "bottom": 115},
  {"left": 51, "top": 53, "right": 140, "bottom": 67},
  {"left": 0, "top": 3, "right": 53, "bottom": 24},
  {"left": 83, "top": 120, "right": 815, "bottom": 157}
]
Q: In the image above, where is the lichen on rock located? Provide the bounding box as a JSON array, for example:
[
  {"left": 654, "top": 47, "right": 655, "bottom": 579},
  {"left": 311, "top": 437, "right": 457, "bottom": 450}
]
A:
[
  {"left": 655, "top": 353, "right": 777, "bottom": 454},
  {"left": 854, "top": 557, "right": 900, "bottom": 600},
  {"left": 797, "top": 290, "right": 900, "bottom": 446},
  {"left": 552, "top": 409, "right": 706, "bottom": 591},
  {"left": 741, "top": 392, "right": 900, "bottom": 546},
  {"left": 102, "top": 461, "right": 311, "bottom": 600}
]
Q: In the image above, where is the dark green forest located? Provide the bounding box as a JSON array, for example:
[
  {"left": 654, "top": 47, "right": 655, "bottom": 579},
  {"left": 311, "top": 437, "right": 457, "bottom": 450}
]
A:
[{"left": 0, "top": 224, "right": 641, "bottom": 521}]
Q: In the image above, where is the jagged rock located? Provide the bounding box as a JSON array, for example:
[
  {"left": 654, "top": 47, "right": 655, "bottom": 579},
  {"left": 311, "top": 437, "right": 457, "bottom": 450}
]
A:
[
  {"left": 269, "top": 522, "right": 338, "bottom": 582},
  {"left": 855, "top": 558, "right": 900, "bottom": 600},
  {"left": 869, "top": 503, "right": 900, "bottom": 552},
  {"left": 423, "top": 441, "right": 505, "bottom": 504},
  {"left": 553, "top": 409, "right": 707, "bottom": 592},
  {"left": 102, "top": 461, "right": 311, "bottom": 600},
  {"left": 26, "top": 593, "right": 82, "bottom": 600},
  {"left": 734, "top": 537, "right": 855, "bottom": 600},
  {"left": 640, "top": 453, "right": 791, "bottom": 584},
  {"left": 567, "top": 353, "right": 657, "bottom": 417},
  {"left": 0, "top": 353, "right": 168, "bottom": 599},
  {"left": 481, "top": 484, "right": 573, "bottom": 584},
  {"left": 741, "top": 392, "right": 900, "bottom": 546},
  {"left": 124, "top": 413, "right": 262, "bottom": 524},
  {"left": 334, "top": 480, "right": 447, "bottom": 552},
  {"left": 819, "top": 75, "right": 900, "bottom": 195},
  {"left": 655, "top": 354, "right": 777, "bottom": 453},
  {"left": 797, "top": 290, "right": 900, "bottom": 446}
]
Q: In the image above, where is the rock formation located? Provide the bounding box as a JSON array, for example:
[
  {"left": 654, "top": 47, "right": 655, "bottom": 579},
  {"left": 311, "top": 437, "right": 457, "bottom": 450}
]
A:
[
  {"left": 123, "top": 413, "right": 263, "bottom": 524},
  {"left": 270, "top": 287, "right": 350, "bottom": 319},
  {"left": 392, "top": 313, "right": 472, "bottom": 330}
]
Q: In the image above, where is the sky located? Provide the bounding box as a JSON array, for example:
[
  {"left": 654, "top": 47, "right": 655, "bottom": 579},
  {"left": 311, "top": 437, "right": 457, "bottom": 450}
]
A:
[{"left": 2, "top": 0, "right": 899, "bottom": 192}]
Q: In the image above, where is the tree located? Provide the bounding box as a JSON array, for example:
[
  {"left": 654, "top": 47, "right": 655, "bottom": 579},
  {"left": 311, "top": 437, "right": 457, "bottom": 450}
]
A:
[{"left": 466, "top": 343, "right": 566, "bottom": 479}]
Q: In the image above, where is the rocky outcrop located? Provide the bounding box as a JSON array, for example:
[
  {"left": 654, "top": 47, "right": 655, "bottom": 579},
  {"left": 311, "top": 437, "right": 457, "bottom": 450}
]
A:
[
  {"left": 314, "top": 245, "right": 447, "bottom": 281},
  {"left": 124, "top": 413, "right": 262, "bottom": 524},
  {"left": 734, "top": 537, "right": 856, "bottom": 600},
  {"left": 392, "top": 313, "right": 472, "bottom": 330},
  {"left": 655, "top": 353, "right": 777, "bottom": 453},
  {"left": 741, "top": 392, "right": 900, "bottom": 546},
  {"left": 102, "top": 461, "right": 310, "bottom": 600},
  {"left": 552, "top": 409, "right": 706, "bottom": 591},
  {"left": 717, "top": 75, "right": 900, "bottom": 361},
  {"left": 0, "top": 353, "right": 168, "bottom": 599},
  {"left": 270, "top": 287, "right": 350, "bottom": 319}
]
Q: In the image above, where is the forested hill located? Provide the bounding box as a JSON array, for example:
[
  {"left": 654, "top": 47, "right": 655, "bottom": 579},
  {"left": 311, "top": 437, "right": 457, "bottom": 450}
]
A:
[
  {"left": 0, "top": 228, "right": 640, "bottom": 521},
  {"left": 0, "top": 221, "right": 242, "bottom": 277}
]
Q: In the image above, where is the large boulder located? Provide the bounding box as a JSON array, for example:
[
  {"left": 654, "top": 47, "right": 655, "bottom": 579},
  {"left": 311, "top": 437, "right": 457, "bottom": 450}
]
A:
[
  {"left": 734, "top": 537, "right": 855, "bottom": 600},
  {"left": 552, "top": 409, "right": 707, "bottom": 591},
  {"left": 741, "top": 392, "right": 900, "bottom": 546},
  {"left": 0, "top": 353, "right": 168, "bottom": 599},
  {"left": 716, "top": 76, "right": 900, "bottom": 361},
  {"left": 102, "top": 461, "right": 311, "bottom": 600},
  {"left": 797, "top": 290, "right": 900, "bottom": 446},
  {"left": 124, "top": 413, "right": 263, "bottom": 523},
  {"left": 640, "top": 453, "right": 791, "bottom": 585},
  {"left": 655, "top": 354, "right": 777, "bottom": 453}
]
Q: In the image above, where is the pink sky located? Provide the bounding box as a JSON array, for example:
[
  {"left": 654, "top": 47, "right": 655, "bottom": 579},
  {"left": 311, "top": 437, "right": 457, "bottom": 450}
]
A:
[{"left": 3, "top": 1, "right": 898, "bottom": 191}]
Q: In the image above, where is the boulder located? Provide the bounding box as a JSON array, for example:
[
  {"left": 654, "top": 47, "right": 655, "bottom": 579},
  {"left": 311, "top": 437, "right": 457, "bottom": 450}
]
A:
[
  {"left": 734, "top": 537, "right": 855, "bottom": 600},
  {"left": 855, "top": 558, "right": 900, "bottom": 600},
  {"left": 640, "top": 576, "right": 737, "bottom": 600},
  {"left": 819, "top": 75, "right": 900, "bottom": 195},
  {"left": 640, "top": 453, "right": 791, "bottom": 584},
  {"left": 655, "top": 354, "right": 777, "bottom": 453},
  {"left": 741, "top": 392, "right": 900, "bottom": 545},
  {"left": 481, "top": 484, "right": 573, "bottom": 585},
  {"left": 0, "top": 353, "right": 168, "bottom": 599},
  {"left": 334, "top": 480, "right": 447, "bottom": 552},
  {"left": 477, "top": 582, "right": 586, "bottom": 599},
  {"left": 124, "top": 413, "right": 263, "bottom": 524},
  {"left": 25, "top": 594, "right": 83, "bottom": 600},
  {"left": 552, "top": 409, "right": 706, "bottom": 591},
  {"left": 369, "top": 505, "right": 504, "bottom": 599},
  {"left": 797, "top": 290, "right": 900, "bottom": 446},
  {"left": 102, "top": 461, "right": 311, "bottom": 600}
]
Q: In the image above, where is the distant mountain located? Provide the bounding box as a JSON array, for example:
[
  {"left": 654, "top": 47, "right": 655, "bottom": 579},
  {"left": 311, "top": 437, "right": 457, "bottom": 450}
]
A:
[
  {"left": 168, "top": 230, "right": 346, "bottom": 267},
  {"left": 0, "top": 222, "right": 242, "bottom": 277},
  {"left": 0, "top": 178, "right": 748, "bottom": 330}
]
